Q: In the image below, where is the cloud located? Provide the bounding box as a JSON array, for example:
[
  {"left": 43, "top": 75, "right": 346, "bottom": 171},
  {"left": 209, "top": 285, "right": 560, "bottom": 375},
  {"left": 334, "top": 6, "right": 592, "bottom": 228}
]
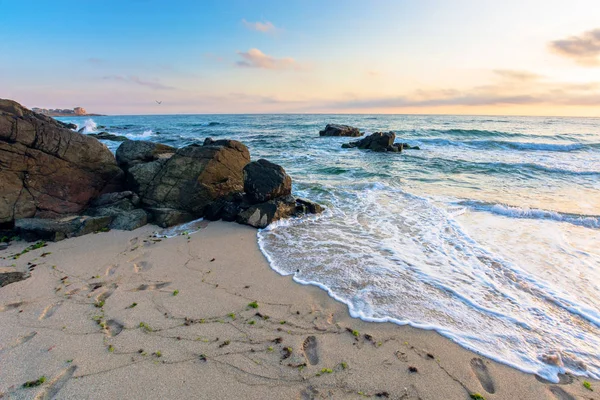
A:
[
  {"left": 549, "top": 28, "right": 600, "bottom": 66},
  {"left": 493, "top": 69, "right": 543, "bottom": 81},
  {"left": 235, "top": 48, "right": 297, "bottom": 70},
  {"left": 323, "top": 75, "right": 600, "bottom": 110},
  {"left": 242, "top": 19, "right": 278, "bottom": 33},
  {"left": 101, "top": 75, "right": 175, "bottom": 90}
]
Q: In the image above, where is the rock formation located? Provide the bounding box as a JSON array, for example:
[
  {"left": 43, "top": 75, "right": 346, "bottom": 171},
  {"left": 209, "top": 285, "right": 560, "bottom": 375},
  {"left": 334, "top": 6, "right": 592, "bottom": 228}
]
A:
[
  {"left": 319, "top": 124, "right": 362, "bottom": 137},
  {"left": 342, "top": 131, "right": 420, "bottom": 152},
  {"left": 0, "top": 99, "right": 123, "bottom": 225}
]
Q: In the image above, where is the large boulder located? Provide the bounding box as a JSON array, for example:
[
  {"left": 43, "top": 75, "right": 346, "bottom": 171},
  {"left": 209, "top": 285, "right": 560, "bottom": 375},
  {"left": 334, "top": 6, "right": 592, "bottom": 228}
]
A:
[
  {"left": 115, "top": 140, "right": 176, "bottom": 170},
  {"left": 243, "top": 159, "right": 292, "bottom": 204},
  {"left": 128, "top": 139, "right": 251, "bottom": 217},
  {"left": 319, "top": 124, "right": 362, "bottom": 137},
  {"left": 0, "top": 99, "right": 123, "bottom": 224},
  {"left": 342, "top": 131, "right": 400, "bottom": 152},
  {"left": 85, "top": 191, "right": 147, "bottom": 231}
]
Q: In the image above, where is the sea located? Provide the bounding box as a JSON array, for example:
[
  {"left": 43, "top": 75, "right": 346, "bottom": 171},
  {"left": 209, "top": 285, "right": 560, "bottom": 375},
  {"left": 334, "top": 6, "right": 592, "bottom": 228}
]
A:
[{"left": 58, "top": 114, "right": 600, "bottom": 382}]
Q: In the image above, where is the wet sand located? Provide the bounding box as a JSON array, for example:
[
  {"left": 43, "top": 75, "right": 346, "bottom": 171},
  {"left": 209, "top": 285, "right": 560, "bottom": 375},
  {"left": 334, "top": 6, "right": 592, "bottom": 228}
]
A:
[{"left": 0, "top": 222, "right": 597, "bottom": 399}]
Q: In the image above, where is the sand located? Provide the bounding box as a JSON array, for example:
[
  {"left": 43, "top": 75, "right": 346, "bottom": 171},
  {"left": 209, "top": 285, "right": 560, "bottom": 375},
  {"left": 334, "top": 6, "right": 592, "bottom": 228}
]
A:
[{"left": 0, "top": 221, "right": 597, "bottom": 399}]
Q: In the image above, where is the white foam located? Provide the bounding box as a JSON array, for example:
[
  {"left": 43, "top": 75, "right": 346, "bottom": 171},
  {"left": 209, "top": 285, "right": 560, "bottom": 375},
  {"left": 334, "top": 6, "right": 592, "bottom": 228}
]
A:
[{"left": 79, "top": 119, "right": 97, "bottom": 134}]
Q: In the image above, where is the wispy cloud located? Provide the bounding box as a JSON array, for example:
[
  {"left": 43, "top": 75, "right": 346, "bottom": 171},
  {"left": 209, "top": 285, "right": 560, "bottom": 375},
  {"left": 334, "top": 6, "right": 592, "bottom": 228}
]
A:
[
  {"left": 323, "top": 73, "right": 600, "bottom": 110},
  {"left": 235, "top": 48, "right": 297, "bottom": 70},
  {"left": 493, "top": 69, "right": 543, "bottom": 81},
  {"left": 101, "top": 75, "right": 175, "bottom": 90},
  {"left": 549, "top": 28, "right": 600, "bottom": 66},
  {"left": 242, "top": 19, "right": 278, "bottom": 34}
]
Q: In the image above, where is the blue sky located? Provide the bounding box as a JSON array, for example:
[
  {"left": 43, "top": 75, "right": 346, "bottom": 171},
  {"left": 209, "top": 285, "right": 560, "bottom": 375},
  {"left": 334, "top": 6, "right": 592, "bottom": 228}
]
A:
[{"left": 1, "top": 0, "right": 599, "bottom": 115}]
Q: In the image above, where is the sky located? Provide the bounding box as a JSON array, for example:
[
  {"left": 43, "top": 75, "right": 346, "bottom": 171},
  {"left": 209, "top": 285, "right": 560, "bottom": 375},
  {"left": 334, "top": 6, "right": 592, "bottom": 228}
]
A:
[{"left": 0, "top": 0, "right": 599, "bottom": 116}]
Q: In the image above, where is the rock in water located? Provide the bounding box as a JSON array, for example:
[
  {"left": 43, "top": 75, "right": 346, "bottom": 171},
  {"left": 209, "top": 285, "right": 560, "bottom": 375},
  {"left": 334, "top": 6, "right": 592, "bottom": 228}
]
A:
[
  {"left": 236, "top": 195, "right": 298, "bottom": 229},
  {"left": 124, "top": 139, "right": 251, "bottom": 218},
  {"left": 0, "top": 99, "right": 122, "bottom": 224},
  {"left": 319, "top": 124, "right": 362, "bottom": 137},
  {"left": 342, "top": 131, "right": 400, "bottom": 152},
  {"left": 244, "top": 159, "right": 292, "bottom": 204},
  {"left": 89, "top": 132, "right": 129, "bottom": 142}
]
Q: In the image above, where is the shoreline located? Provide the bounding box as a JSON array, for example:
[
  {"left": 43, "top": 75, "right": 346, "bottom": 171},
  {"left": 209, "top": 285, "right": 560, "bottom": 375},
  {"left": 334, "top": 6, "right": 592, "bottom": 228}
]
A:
[{"left": 1, "top": 222, "right": 596, "bottom": 399}]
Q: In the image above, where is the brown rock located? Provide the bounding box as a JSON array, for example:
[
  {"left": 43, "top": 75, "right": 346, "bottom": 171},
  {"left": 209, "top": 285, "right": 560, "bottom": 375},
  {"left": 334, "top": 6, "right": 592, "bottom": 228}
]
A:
[
  {"left": 243, "top": 159, "right": 292, "bottom": 204},
  {"left": 0, "top": 99, "right": 122, "bottom": 224}
]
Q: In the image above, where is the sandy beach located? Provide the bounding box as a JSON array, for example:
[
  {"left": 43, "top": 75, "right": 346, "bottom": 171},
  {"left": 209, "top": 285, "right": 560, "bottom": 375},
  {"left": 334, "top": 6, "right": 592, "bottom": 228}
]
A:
[{"left": 0, "top": 222, "right": 596, "bottom": 399}]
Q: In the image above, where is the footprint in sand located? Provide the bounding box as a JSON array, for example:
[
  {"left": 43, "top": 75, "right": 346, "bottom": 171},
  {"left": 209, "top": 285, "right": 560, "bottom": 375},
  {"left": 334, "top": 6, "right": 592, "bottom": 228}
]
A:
[
  {"left": 105, "top": 265, "right": 118, "bottom": 276},
  {"left": 39, "top": 302, "right": 62, "bottom": 320},
  {"left": 302, "top": 336, "right": 319, "bottom": 365},
  {"left": 133, "top": 261, "right": 152, "bottom": 273},
  {"left": 470, "top": 357, "right": 495, "bottom": 394},
  {"left": 549, "top": 386, "right": 576, "bottom": 400},
  {"left": 105, "top": 319, "right": 124, "bottom": 337},
  {"left": 535, "top": 373, "right": 574, "bottom": 385},
  {"left": 0, "top": 301, "right": 24, "bottom": 312},
  {"left": 0, "top": 331, "right": 37, "bottom": 352},
  {"left": 34, "top": 365, "right": 77, "bottom": 400},
  {"left": 300, "top": 386, "right": 319, "bottom": 400},
  {"left": 136, "top": 282, "right": 171, "bottom": 291}
]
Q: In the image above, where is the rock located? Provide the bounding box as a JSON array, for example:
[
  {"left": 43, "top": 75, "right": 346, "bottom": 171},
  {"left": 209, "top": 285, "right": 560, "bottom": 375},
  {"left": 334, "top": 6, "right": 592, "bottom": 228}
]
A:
[
  {"left": 110, "top": 209, "right": 148, "bottom": 230},
  {"left": 319, "top": 124, "right": 362, "bottom": 137},
  {"left": 343, "top": 131, "right": 398, "bottom": 152},
  {"left": 400, "top": 143, "right": 420, "bottom": 150},
  {"left": 0, "top": 267, "right": 29, "bottom": 288},
  {"left": 0, "top": 99, "right": 122, "bottom": 224},
  {"left": 295, "top": 198, "right": 324, "bottom": 214},
  {"left": 115, "top": 140, "right": 176, "bottom": 170},
  {"left": 89, "top": 132, "right": 129, "bottom": 142},
  {"left": 55, "top": 121, "right": 78, "bottom": 130},
  {"left": 0, "top": 242, "right": 8, "bottom": 250},
  {"left": 243, "top": 159, "right": 292, "bottom": 204},
  {"left": 137, "top": 140, "right": 250, "bottom": 216},
  {"left": 237, "top": 195, "right": 298, "bottom": 229},
  {"left": 127, "top": 159, "right": 168, "bottom": 195},
  {"left": 90, "top": 191, "right": 139, "bottom": 208},
  {"left": 146, "top": 208, "right": 195, "bottom": 228},
  {"left": 15, "top": 215, "right": 112, "bottom": 242}
]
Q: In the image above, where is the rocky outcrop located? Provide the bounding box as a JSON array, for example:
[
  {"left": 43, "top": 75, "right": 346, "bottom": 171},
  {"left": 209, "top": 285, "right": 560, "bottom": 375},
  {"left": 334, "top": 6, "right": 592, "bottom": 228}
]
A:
[
  {"left": 342, "top": 131, "right": 398, "bottom": 152},
  {"left": 85, "top": 191, "right": 148, "bottom": 231},
  {"left": 0, "top": 99, "right": 123, "bottom": 224},
  {"left": 319, "top": 124, "right": 362, "bottom": 137},
  {"left": 244, "top": 159, "right": 292, "bottom": 203},
  {"left": 129, "top": 139, "right": 251, "bottom": 216}
]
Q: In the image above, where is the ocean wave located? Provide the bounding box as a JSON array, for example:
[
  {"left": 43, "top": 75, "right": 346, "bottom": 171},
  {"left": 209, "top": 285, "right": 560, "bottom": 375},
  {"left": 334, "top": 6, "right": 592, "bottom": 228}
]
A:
[
  {"left": 417, "top": 138, "right": 594, "bottom": 152},
  {"left": 459, "top": 200, "right": 600, "bottom": 229},
  {"left": 78, "top": 118, "right": 98, "bottom": 134}
]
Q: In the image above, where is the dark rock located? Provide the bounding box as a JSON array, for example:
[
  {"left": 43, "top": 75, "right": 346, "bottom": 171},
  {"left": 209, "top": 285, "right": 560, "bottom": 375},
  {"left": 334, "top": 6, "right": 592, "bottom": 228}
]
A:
[
  {"left": 110, "top": 209, "right": 148, "bottom": 230},
  {"left": 146, "top": 208, "right": 195, "bottom": 228},
  {"left": 89, "top": 132, "right": 129, "bottom": 142},
  {"left": 295, "top": 198, "right": 324, "bottom": 214},
  {"left": 55, "top": 121, "right": 78, "bottom": 130},
  {"left": 319, "top": 124, "right": 362, "bottom": 137},
  {"left": 236, "top": 195, "right": 297, "bottom": 229},
  {"left": 343, "top": 131, "right": 398, "bottom": 152},
  {"left": 15, "top": 216, "right": 112, "bottom": 242},
  {"left": 127, "top": 159, "right": 168, "bottom": 195},
  {"left": 115, "top": 140, "right": 176, "bottom": 170},
  {"left": 243, "top": 159, "right": 292, "bottom": 204},
  {"left": 138, "top": 140, "right": 250, "bottom": 216},
  {"left": 0, "top": 267, "right": 29, "bottom": 287},
  {"left": 0, "top": 99, "right": 123, "bottom": 224},
  {"left": 90, "top": 191, "right": 138, "bottom": 208},
  {"left": 400, "top": 143, "right": 420, "bottom": 150}
]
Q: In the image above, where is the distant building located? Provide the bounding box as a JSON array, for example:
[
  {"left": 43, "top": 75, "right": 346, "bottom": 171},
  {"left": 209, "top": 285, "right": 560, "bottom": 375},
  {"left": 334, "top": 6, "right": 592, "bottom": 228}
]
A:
[{"left": 74, "top": 107, "right": 87, "bottom": 115}]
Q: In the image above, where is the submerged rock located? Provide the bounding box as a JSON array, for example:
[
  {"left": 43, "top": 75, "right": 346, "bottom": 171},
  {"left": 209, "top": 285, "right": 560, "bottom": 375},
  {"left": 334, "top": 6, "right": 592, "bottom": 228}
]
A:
[
  {"left": 0, "top": 99, "right": 123, "bottom": 224},
  {"left": 319, "top": 124, "right": 362, "bottom": 137}
]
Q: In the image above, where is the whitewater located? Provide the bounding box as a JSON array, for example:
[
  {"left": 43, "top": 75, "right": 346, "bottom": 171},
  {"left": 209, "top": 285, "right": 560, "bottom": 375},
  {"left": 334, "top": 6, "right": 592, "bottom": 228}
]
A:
[{"left": 60, "top": 114, "right": 600, "bottom": 382}]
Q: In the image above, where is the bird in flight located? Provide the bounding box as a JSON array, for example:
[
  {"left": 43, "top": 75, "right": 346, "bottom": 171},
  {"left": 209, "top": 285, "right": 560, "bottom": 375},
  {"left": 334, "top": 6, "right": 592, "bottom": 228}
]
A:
[{"left": 156, "top": 100, "right": 162, "bottom": 105}]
